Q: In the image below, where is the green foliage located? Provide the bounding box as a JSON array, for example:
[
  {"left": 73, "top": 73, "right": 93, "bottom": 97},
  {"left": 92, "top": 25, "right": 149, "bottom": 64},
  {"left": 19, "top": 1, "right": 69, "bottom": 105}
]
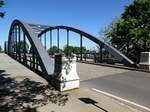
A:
[
  {"left": 47, "top": 46, "right": 59, "bottom": 54},
  {"left": 47, "top": 45, "right": 87, "bottom": 55},
  {"left": 0, "top": 0, "right": 4, "bottom": 7},
  {"left": 0, "top": 0, "right": 5, "bottom": 18},
  {"left": 63, "top": 45, "right": 86, "bottom": 54},
  {"left": 105, "top": 0, "right": 150, "bottom": 63},
  {"left": 63, "top": 45, "right": 74, "bottom": 54},
  {"left": 13, "top": 41, "right": 29, "bottom": 53}
]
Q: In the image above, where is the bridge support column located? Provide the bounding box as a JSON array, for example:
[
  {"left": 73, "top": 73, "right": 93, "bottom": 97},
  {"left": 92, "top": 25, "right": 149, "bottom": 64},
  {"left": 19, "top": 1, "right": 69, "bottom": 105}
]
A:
[
  {"left": 139, "top": 52, "right": 150, "bottom": 70},
  {"left": 4, "top": 41, "right": 7, "bottom": 53},
  {"left": 52, "top": 54, "right": 80, "bottom": 91}
]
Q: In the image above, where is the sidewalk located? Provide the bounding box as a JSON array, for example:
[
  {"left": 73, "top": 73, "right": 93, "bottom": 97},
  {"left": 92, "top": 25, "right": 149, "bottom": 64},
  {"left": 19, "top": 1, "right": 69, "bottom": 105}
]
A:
[
  {"left": 0, "top": 53, "right": 141, "bottom": 112},
  {"left": 39, "top": 87, "right": 142, "bottom": 112}
]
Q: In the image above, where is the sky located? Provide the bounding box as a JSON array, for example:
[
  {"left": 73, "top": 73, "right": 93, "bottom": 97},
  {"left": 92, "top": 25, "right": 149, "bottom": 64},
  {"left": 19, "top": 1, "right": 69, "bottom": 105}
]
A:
[{"left": 0, "top": 0, "right": 133, "bottom": 49}]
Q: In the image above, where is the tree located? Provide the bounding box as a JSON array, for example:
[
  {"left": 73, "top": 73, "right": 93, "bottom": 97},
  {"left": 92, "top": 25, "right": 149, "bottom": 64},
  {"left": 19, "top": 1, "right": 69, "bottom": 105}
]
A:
[
  {"left": 47, "top": 46, "right": 59, "bottom": 54},
  {"left": 13, "top": 41, "right": 29, "bottom": 53},
  {"left": 104, "top": 0, "right": 150, "bottom": 63},
  {"left": 74, "top": 46, "right": 86, "bottom": 53},
  {"left": 63, "top": 45, "right": 86, "bottom": 54},
  {"left": 0, "top": 0, "right": 5, "bottom": 18},
  {"left": 63, "top": 45, "right": 74, "bottom": 54}
]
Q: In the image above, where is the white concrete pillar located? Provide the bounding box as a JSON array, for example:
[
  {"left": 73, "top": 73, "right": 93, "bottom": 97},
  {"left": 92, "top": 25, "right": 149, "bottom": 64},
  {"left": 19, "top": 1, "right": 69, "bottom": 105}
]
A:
[
  {"left": 52, "top": 54, "right": 79, "bottom": 91},
  {"left": 139, "top": 52, "right": 150, "bottom": 70}
]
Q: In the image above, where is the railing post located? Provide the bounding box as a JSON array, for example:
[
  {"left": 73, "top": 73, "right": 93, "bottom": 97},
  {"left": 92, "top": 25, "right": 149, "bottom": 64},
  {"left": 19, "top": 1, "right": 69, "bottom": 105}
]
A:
[
  {"left": 35, "top": 56, "right": 38, "bottom": 70},
  {"left": 30, "top": 56, "right": 32, "bottom": 67},
  {"left": 32, "top": 51, "right": 35, "bottom": 69},
  {"left": 80, "top": 34, "right": 83, "bottom": 61},
  {"left": 23, "top": 32, "right": 27, "bottom": 64},
  {"left": 67, "top": 29, "right": 69, "bottom": 56},
  {"left": 15, "top": 26, "right": 18, "bottom": 59},
  {"left": 8, "top": 30, "right": 12, "bottom": 55},
  {"left": 94, "top": 53, "right": 97, "bottom": 63},
  {"left": 4, "top": 41, "right": 6, "bottom": 53},
  {"left": 99, "top": 44, "right": 103, "bottom": 63},
  {"left": 57, "top": 29, "right": 59, "bottom": 52},
  {"left": 44, "top": 32, "right": 46, "bottom": 49},
  {"left": 18, "top": 26, "right": 21, "bottom": 61},
  {"left": 50, "top": 30, "right": 52, "bottom": 49}
]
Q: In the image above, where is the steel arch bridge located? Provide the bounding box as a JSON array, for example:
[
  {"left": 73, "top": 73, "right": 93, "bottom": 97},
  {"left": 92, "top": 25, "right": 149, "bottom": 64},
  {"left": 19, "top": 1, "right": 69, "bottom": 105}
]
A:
[{"left": 5, "top": 19, "right": 135, "bottom": 81}]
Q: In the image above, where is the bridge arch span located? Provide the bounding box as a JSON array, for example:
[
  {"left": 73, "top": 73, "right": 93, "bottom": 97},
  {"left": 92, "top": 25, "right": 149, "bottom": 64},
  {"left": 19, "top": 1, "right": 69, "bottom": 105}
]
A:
[
  {"left": 6, "top": 19, "right": 135, "bottom": 82},
  {"left": 38, "top": 25, "right": 134, "bottom": 66},
  {"left": 8, "top": 19, "right": 53, "bottom": 79}
]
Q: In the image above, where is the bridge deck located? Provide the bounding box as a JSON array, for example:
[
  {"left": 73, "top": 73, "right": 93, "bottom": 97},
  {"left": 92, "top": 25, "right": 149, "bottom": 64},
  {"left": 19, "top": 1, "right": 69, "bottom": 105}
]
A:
[
  {"left": 77, "top": 62, "right": 129, "bottom": 82},
  {"left": 77, "top": 62, "right": 150, "bottom": 110},
  {"left": 0, "top": 53, "right": 144, "bottom": 112}
]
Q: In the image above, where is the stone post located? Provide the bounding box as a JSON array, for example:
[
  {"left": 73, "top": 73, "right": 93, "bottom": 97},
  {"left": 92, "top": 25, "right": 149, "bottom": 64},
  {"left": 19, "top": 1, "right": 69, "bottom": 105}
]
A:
[
  {"left": 139, "top": 52, "right": 150, "bottom": 70},
  {"left": 52, "top": 54, "right": 79, "bottom": 91}
]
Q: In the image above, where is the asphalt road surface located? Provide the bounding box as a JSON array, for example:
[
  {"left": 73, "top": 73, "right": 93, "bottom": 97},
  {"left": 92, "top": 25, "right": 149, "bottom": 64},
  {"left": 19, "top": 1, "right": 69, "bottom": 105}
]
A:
[{"left": 77, "top": 62, "right": 150, "bottom": 110}]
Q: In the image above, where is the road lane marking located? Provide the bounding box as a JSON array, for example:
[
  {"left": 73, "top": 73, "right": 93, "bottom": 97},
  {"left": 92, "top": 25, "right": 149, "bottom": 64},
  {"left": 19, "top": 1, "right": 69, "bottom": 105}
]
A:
[{"left": 92, "top": 88, "right": 150, "bottom": 112}]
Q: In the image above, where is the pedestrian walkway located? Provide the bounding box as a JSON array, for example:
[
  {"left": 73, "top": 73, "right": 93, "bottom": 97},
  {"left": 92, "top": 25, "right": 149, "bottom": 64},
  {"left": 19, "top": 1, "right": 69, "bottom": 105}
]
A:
[{"left": 0, "top": 53, "right": 141, "bottom": 112}]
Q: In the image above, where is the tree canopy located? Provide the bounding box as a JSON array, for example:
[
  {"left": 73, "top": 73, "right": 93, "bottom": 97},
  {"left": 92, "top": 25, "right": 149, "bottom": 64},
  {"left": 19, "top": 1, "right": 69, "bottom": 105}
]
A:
[
  {"left": 105, "top": 0, "right": 150, "bottom": 63},
  {"left": 63, "top": 45, "right": 86, "bottom": 54},
  {"left": 47, "top": 46, "right": 60, "bottom": 54},
  {"left": 47, "top": 45, "right": 87, "bottom": 55},
  {"left": 0, "top": 0, "right": 5, "bottom": 18},
  {"left": 13, "top": 41, "right": 29, "bottom": 53}
]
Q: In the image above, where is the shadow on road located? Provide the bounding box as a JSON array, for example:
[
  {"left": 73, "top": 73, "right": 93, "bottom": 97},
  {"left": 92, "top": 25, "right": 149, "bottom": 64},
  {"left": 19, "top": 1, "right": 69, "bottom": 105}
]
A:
[
  {"left": 0, "top": 70, "right": 69, "bottom": 112},
  {"left": 79, "top": 98, "right": 108, "bottom": 112}
]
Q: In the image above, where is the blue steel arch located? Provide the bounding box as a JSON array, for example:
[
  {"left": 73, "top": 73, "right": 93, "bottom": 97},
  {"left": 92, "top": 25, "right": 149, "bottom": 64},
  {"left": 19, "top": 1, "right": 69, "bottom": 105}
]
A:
[
  {"left": 38, "top": 26, "right": 134, "bottom": 66},
  {"left": 8, "top": 19, "right": 54, "bottom": 79}
]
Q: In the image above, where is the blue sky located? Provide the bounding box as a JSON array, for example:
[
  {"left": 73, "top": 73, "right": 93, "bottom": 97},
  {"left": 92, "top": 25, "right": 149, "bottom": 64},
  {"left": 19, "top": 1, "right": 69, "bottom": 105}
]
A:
[{"left": 0, "top": 0, "right": 133, "bottom": 49}]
